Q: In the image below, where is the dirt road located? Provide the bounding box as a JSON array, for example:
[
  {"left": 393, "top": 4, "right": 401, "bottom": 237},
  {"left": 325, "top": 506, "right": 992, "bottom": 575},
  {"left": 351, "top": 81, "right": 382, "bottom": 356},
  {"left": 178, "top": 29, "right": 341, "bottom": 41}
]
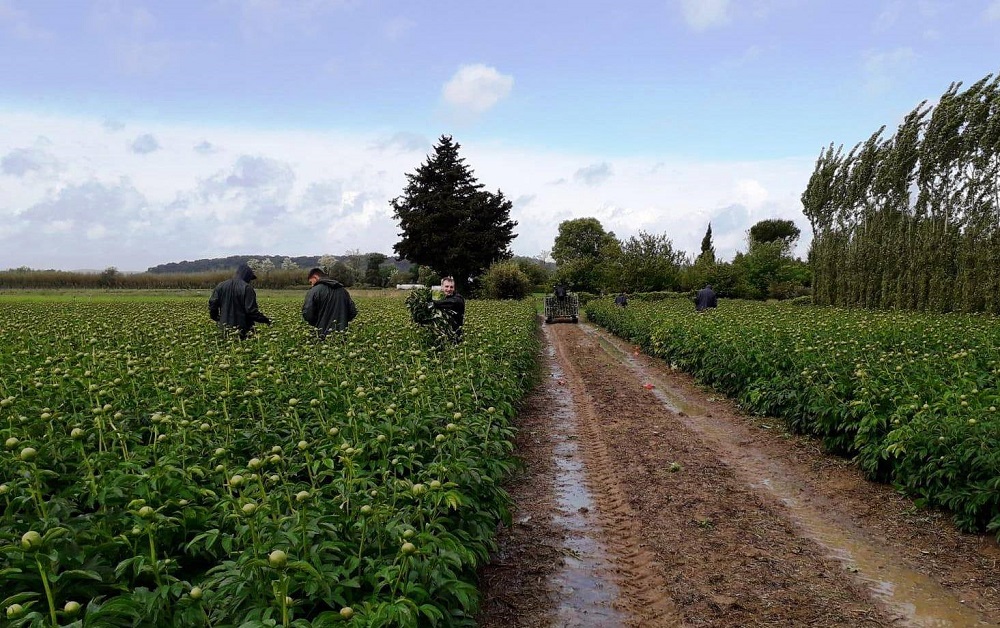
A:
[{"left": 477, "top": 321, "right": 1000, "bottom": 627}]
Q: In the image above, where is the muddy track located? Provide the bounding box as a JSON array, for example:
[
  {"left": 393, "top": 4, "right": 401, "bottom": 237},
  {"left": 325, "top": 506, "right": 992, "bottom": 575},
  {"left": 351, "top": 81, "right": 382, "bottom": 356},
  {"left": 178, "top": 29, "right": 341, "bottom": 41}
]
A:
[
  {"left": 552, "top": 324, "right": 682, "bottom": 626},
  {"left": 478, "top": 320, "right": 1000, "bottom": 627}
]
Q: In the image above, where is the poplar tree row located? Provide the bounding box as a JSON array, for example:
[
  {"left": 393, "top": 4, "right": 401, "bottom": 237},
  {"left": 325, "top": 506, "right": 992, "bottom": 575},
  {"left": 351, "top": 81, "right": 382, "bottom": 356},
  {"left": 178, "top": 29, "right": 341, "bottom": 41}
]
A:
[{"left": 802, "top": 72, "right": 1000, "bottom": 313}]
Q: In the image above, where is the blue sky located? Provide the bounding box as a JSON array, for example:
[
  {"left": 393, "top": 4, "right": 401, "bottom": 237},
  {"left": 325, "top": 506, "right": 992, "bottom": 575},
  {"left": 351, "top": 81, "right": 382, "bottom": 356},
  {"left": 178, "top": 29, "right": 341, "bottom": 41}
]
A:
[{"left": 1, "top": 0, "right": 998, "bottom": 271}]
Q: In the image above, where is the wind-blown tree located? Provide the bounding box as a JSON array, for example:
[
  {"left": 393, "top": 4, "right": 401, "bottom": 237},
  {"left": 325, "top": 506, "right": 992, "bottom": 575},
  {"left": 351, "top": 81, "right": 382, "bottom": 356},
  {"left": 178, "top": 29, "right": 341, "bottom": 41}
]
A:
[
  {"left": 551, "top": 217, "right": 618, "bottom": 293},
  {"left": 391, "top": 135, "right": 517, "bottom": 294},
  {"left": 804, "top": 72, "right": 1000, "bottom": 313}
]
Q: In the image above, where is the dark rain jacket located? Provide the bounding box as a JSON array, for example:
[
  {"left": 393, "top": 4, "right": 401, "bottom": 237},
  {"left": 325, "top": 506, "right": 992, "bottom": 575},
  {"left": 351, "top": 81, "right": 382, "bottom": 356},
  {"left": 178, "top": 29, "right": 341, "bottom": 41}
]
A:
[
  {"left": 302, "top": 278, "right": 357, "bottom": 339},
  {"left": 209, "top": 263, "right": 271, "bottom": 338},
  {"left": 695, "top": 286, "right": 718, "bottom": 312},
  {"left": 432, "top": 292, "right": 466, "bottom": 341}
]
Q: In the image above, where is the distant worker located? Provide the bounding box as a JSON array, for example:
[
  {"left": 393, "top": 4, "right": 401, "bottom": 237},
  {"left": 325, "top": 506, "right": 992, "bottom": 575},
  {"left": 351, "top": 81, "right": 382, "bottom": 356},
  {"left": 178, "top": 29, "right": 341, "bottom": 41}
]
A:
[
  {"left": 431, "top": 276, "right": 465, "bottom": 342},
  {"left": 554, "top": 283, "right": 568, "bottom": 301},
  {"left": 209, "top": 262, "right": 272, "bottom": 339},
  {"left": 695, "top": 284, "right": 718, "bottom": 312},
  {"left": 614, "top": 291, "right": 629, "bottom": 308},
  {"left": 302, "top": 267, "right": 358, "bottom": 339}
]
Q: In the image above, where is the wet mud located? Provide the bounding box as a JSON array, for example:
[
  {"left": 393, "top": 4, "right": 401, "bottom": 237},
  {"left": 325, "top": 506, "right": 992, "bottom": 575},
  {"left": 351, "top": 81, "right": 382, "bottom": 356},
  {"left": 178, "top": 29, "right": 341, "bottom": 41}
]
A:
[{"left": 479, "top": 320, "right": 1000, "bottom": 627}]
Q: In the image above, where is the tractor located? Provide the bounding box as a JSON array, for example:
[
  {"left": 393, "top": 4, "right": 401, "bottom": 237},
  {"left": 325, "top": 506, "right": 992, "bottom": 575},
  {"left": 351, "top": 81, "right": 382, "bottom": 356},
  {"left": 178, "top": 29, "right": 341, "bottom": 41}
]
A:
[{"left": 544, "top": 284, "right": 579, "bottom": 324}]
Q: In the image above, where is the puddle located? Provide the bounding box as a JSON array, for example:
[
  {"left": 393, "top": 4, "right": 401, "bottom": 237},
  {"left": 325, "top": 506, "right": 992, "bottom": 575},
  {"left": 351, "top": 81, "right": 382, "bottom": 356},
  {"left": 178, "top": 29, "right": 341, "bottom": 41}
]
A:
[
  {"left": 543, "top": 325, "right": 627, "bottom": 627},
  {"left": 586, "top": 324, "right": 992, "bottom": 627}
]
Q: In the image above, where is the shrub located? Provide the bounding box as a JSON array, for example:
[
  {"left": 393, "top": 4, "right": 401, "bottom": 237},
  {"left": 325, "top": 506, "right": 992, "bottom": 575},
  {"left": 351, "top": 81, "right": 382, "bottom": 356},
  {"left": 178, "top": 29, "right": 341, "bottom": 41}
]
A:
[{"left": 481, "top": 261, "right": 532, "bottom": 300}]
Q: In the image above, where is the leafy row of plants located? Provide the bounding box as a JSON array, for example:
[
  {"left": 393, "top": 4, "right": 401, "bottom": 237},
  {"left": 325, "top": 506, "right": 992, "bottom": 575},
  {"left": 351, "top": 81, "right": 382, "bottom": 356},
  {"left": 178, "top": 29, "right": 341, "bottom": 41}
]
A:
[
  {"left": 586, "top": 298, "right": 1000, "bottom": 536},
  {"left": 0, "top": 296, "right": 538, "bottom": 627}
]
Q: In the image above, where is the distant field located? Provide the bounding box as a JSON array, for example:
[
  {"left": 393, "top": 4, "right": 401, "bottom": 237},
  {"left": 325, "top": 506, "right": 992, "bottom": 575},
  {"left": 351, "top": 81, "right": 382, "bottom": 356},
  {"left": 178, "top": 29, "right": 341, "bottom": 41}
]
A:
[{"left": 0, "top": 287, "right": 406, "bottom": 302}]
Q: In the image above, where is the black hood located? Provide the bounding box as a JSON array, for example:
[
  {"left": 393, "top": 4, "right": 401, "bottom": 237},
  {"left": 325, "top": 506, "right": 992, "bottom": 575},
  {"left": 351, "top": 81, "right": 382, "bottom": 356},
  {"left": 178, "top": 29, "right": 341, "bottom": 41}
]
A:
[
  {"left": 235, "top": 263, "right": 257, "bottom": 282},
  {"left": 316, "top": 278, "right": 343, "bottom": 289}
]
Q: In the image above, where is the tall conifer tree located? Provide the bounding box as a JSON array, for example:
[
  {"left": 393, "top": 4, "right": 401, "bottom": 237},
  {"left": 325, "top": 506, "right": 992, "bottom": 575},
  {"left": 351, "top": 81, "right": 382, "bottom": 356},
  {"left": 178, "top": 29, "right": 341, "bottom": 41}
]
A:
[
  {"left": 391, "top": 135, "right": 517, "bottom": 294},
  {"left": 697, "top": 223, "right": 716, "bottom": 264}
]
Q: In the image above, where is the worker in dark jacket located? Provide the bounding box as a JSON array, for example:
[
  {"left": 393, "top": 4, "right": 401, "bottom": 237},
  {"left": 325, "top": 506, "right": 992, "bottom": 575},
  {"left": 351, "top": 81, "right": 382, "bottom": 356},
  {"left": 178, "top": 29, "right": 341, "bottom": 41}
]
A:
[
  {"left": 695, "top": 284, "right": 718, "bottom": 312},
  {"left": 431, "top": 276, "right": 465, "bottom": 343},
  {"left": 209, "top": 263, "right": 272, "bottom": 339},
  {"left": 302, "top": 267, "right": 357, "bottom": 339}
]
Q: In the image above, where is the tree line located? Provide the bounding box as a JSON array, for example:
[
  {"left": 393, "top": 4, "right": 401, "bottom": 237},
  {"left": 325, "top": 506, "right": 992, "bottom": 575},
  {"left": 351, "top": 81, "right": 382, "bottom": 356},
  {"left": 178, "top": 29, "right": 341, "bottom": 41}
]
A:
[
  {"left": 546, "top": 216, "right": 810, "bottom": 300},
  {"left": 803, "top": 71, "right": 1000, "bottom": 313}
]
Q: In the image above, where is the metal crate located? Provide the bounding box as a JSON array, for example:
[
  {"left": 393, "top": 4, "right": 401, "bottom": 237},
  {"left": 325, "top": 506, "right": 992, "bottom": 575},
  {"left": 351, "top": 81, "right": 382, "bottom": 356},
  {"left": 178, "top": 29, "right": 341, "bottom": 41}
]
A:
[{"left": 544, "top": 294, "right": 579, "bottom": 323}]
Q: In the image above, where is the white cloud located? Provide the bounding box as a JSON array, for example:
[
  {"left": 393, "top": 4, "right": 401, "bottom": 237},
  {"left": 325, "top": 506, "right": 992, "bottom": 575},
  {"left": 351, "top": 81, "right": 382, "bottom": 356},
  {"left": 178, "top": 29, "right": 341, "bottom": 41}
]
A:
[
  {"left": 678, "top": 0, "right": 732, "bottom": 31},
  {"left": 1, "top": 146, "right": 60, "bottom": 178},
  {"left": 442, "top": 64, "right": 514, "bottom": 114},
  {"left": 194, "top": 141, "right": 220, "bottom": 155},
  {"left": 574, "top": 162, "right": 613, "bottom": 186},
  {"left": 87, "top": 224, "right": 110, "bottom": 240},
  {"left": 986, "top": 0, "right": 1000, "bottom": 20},
  {"left": 735, "top": 179, "right": 768, "bottom": 209},
  {"left": 370, "top": 132, "right": 430, "bottom": 154},
  {"left": 0, "top": 110, "right": 815, "bottom": 271},
  {"left": 131, "top": 134, "right": 161, "bottom": 154},
  {"left": 862, "top": 47, "right": 916, "bottom": 95}
]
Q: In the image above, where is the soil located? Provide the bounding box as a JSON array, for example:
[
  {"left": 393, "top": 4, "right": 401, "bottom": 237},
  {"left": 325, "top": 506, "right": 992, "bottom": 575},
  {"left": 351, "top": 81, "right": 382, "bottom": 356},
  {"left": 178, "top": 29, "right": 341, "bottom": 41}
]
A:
[{"left": 476, "top": 320, "right": 1000, "bottom": 627}]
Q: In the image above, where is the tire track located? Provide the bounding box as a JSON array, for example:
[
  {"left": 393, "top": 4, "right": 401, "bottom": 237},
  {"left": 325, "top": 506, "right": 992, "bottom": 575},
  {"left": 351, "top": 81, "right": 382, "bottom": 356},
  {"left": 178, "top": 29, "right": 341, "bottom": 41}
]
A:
[
  {"left": 549, "top": 323, "right": 685, "bottom": 627},
  {"left": 551, "top": 322, "right": 899, "bottom": 627}
]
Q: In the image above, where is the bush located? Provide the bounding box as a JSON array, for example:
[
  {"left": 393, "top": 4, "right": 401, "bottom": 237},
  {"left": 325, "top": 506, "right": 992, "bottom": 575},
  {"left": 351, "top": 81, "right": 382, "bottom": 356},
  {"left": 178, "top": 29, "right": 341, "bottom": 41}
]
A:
[
  {"left": 631, "top": 291, "right": 692, "bottom": 302},
  {"left": 481, "top": 261, "right": 532, "bottom": 300}
]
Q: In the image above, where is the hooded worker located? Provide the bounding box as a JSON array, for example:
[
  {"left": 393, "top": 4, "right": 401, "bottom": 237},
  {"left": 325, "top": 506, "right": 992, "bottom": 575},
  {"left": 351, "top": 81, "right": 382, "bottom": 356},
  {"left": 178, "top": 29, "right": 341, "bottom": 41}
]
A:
[
  {"left": 208, "top": 262, "right": 272, "bottom": 339},
  {"left": 302, "top": 267, "right": 358, "bottom": 339}
]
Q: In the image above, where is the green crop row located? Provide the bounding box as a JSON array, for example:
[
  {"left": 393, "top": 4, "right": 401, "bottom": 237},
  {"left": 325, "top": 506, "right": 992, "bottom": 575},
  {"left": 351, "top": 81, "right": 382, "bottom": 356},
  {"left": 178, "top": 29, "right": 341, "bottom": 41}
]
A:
[
  {"left": 586, "top": 298, "right": 1000, "bottom": 536},
  {"left": 0, "top": 296, "right": 538, "bottom": 627}
]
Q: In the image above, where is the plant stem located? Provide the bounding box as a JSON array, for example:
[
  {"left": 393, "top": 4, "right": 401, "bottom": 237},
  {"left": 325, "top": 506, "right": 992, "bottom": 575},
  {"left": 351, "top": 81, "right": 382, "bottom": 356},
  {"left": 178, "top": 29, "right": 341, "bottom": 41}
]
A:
[{"left": 36, "top": 555, "right": 57, "bottom": 628}]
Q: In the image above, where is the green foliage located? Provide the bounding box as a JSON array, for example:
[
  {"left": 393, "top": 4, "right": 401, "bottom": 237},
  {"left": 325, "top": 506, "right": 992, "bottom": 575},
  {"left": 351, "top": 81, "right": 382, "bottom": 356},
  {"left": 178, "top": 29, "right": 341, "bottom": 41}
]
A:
[
  {"left": 551, "top": 218, "right": 618, "bottom": 293},
  {"left": 748, "top": 219, "right": 801, "bottom": 248},
  {"left": 551, "top": 218, "right": 616, "bottom": 265},
  {"left": 804, "top": 72, "right": 1000, "bottom": 313},
  {"left": 98, "top": 267, "right": 121, "bottom": 288},
  {"left": 406, "top": 286, "right": 460, "bottom": 344},
  {"left": 616, "top": 231, "right": 685, "bottom": 293},
  {"left": 0, "top": 294, "right": 538, "bottom": 625},
  {"left": 480, "top": 262, "right": 532, "bottom": 300},
  {"left": 327, "top": 261, "right": 355, "bottom": 287},
  {"left": 391, "top": 135, "right": 517, "bottom": 294},
  {"left": 511, "top": 257, "right": 552, "bottom": 292},
  {"left": 629, "top": 291, "right": 692, "bottom": 302},
  {"left": 365, "top": 253, "right": 388, "bottom": 287},
  {"left": 697, "top": 223, "right": 716, "bottom": 264},
  {"left": 587, "top": 298, "right": 1000, "bottom": 535}
]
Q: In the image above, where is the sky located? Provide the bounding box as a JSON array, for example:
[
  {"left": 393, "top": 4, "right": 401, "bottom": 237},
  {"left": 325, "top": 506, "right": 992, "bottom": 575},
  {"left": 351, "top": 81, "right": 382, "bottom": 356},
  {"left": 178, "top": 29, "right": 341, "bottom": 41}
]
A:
[{"left": 0, "top": 1, "right": 998, "bottom": 272}]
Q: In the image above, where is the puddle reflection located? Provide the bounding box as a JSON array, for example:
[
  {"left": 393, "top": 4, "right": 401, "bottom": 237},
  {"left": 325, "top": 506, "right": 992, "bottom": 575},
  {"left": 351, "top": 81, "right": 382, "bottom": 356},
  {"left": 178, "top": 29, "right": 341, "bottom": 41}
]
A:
[{"left": 544, "top": 325, "right": 628, "bottom": 627}]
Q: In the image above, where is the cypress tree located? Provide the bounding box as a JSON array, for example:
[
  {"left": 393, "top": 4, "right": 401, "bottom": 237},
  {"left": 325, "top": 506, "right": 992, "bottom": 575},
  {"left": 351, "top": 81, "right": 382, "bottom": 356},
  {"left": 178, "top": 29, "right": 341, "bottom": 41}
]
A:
[
  {"left": 697, "top": 223, "right": 716, "bottom": 264},
  {"left": 390, "top": 135, "right": 517, "bottom": 294}
]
